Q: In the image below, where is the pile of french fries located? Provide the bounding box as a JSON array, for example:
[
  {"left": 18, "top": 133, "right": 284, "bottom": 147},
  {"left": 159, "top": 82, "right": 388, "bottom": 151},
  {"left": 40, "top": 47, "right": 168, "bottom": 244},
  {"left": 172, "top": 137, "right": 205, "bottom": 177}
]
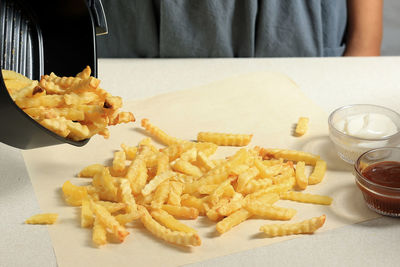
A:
[
  {"left": 61, "top": 118, "right": 331, "bottom": 247},
  {"left": 2, "top": 67, "right": 135, "bottom": 141}
]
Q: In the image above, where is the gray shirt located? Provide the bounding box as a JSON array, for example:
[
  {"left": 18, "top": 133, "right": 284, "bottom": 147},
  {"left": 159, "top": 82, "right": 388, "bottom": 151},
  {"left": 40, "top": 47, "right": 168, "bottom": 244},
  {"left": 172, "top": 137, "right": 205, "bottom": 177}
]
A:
[{"left": 97, "top": 0, "right": 347, "bottom": 58}]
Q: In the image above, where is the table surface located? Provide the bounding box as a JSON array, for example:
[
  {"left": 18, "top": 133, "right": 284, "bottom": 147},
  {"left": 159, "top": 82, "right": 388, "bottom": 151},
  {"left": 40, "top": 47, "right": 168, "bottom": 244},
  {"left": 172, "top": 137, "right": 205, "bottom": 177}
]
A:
[{"left": 1, "top": 57, "right": 400, "bottom": 267}]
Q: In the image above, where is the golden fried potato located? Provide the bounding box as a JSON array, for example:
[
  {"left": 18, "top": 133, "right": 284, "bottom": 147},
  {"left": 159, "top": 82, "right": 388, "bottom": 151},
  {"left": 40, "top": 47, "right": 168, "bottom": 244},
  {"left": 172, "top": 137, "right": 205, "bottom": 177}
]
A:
[{"left": 3, "top": 67, "right": 135, "bottom": 141}]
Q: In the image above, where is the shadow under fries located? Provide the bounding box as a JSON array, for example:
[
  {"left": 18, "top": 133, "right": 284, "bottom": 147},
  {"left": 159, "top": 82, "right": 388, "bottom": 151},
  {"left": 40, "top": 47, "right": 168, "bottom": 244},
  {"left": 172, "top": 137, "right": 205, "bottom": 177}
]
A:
[
  {"left": 205, "top": 228, "right": 221, "bottom": 238},
  {"left": 300, "top": 135, "right": 353, "bottom": 172},
  {"left": 196, "top": 216, "right": 217, "bottom": 228},
  {"left": 136, "top": 226, "right": 194, "bottom": 253},
  {"left": 291, "top": 123, "right": 298, "bottom": 137},
  {"left": 249, "top": 232, "right": 268, "bottom": 240},
  {"left": 102, "top": 157, "right": 114, "bottom": 168},
  {"left": 57, "top": 187, "right": 69, "bottom": 208}
]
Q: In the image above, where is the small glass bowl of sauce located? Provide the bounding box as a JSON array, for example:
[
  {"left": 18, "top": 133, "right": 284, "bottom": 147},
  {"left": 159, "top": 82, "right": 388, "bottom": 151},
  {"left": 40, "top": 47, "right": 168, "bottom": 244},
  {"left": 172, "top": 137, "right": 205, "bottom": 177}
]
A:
[
  {"left": 354, "top": 147, "right": 400, "bottom": 217},
  {"left": 329, "top": 104, "right": 400, "bottom": 164}
]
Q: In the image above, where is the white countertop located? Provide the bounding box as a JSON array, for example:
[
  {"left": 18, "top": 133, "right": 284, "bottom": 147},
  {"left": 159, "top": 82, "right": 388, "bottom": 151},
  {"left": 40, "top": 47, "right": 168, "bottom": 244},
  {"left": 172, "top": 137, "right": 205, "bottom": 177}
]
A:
[{"left": 1, "top": 57, "right": 400, "bottom": 267}]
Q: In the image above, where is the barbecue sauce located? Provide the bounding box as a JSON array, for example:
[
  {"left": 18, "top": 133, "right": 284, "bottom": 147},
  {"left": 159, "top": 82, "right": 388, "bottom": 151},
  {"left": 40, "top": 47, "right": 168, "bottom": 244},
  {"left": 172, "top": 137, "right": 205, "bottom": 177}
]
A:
[
  {"left": 358, "top": 161, "right": 400, "bottom": 216},
  {"left": 362, "top": 161, "right": 400, "bottom": 188}
]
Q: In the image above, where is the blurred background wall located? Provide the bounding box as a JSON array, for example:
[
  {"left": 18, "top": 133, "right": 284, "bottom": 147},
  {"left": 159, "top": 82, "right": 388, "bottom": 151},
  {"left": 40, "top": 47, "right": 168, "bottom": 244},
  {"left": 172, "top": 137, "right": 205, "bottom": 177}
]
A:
[{"left": 382, "top": 0, "right": 400, "bottom": 55}]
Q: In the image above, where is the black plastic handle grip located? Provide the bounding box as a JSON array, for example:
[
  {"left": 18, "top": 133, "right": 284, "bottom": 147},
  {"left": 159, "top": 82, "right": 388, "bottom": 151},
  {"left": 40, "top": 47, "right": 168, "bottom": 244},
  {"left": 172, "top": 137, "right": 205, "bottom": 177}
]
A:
[{"left": 87, "top": 0, "right": 108, "bottom": 35}]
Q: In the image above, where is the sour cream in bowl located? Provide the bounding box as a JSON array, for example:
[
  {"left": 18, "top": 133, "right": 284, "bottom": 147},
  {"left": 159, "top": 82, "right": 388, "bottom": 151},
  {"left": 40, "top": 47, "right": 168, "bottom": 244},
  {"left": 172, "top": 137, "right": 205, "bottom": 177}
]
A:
[{"left": 328, "top": 104, "right": 400, "bottom": 164}]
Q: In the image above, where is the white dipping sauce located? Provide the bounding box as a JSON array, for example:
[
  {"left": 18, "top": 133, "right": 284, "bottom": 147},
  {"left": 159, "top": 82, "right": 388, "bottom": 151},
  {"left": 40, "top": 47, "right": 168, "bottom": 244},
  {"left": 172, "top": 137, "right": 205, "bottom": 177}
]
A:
[{"left": 334, "top": 113, "right": 398, "bottom": 138}]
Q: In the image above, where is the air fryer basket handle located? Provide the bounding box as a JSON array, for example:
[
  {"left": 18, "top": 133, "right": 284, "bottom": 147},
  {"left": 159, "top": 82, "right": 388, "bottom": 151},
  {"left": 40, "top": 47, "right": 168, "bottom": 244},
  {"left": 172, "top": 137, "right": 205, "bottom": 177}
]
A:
[{"left": 87, "top": 0, "right": 108, "bottom": 35}]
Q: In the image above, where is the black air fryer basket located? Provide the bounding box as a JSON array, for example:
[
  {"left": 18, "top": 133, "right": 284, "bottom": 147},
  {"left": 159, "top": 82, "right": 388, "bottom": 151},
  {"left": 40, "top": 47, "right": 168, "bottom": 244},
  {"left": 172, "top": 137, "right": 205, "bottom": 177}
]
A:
[{"left": 0, "top": 0, "right": 107, "bottom": 149}]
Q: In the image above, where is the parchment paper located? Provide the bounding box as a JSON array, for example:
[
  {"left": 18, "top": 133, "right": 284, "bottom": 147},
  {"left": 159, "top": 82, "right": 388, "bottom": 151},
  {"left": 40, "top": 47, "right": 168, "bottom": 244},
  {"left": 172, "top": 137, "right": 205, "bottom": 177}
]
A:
[{"left": 22, "top": 72, "right": 379, "bottom": 267}]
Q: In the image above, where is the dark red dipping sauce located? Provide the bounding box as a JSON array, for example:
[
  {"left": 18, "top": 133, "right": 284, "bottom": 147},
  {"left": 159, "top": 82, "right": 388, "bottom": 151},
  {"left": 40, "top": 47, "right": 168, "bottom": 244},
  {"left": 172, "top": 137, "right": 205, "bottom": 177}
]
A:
[
  {"left": 362, "top": 161, "right": 400, "bottom": 188},
  {"left": 357, "top": 161, "right": 400, "bottom": 216}
]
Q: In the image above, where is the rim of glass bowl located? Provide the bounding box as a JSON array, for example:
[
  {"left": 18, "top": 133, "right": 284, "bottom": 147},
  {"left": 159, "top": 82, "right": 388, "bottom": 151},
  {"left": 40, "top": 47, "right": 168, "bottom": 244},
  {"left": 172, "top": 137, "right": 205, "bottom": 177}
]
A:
[
  {"left": 328, "top": 104, "right": 400, "bottom": 142},
  {"left": 354, "top": 147, "right": 400, "bottom": 195}
]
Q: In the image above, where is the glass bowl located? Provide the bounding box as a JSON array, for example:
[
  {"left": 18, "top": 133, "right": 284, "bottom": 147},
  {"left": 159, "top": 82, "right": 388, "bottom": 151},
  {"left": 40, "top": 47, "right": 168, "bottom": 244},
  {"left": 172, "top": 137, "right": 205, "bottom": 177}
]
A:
[
  {"left": 328, "top": 104, "right": 400, "bottom": 164},
  {"left": 354, "top": 147, "right": 400, "bottom": 217}
]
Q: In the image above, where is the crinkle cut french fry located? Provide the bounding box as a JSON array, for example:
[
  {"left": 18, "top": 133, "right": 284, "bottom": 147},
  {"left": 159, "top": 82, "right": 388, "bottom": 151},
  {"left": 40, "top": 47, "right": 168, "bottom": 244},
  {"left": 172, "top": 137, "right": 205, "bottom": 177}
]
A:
[
  {"left": 2, "top": 69, "right": 33, "bottom": 83},
  {"left": 142, "top": 171, "right": 175, "bottom": 196},
  {"left": 41, "top": 71, "right": 83, "bottom": 89},
  {"left": 118, "top": 179, "right": 139, "bottom": 216},
  {"left": 197, "top": 132, "right": 253, "bottom": 146},
  {"left": 97, "top": 201, "right": 127, "bottom": 213},
  {"left": 216, "top": 194, "right": 244, "bottom": 216},
  {"left": 139, "top": 206, "right": 201, "bottom": 247},
  {"left": 15, "top": 92, "right": 64, "bottom": 108},
  {"left": 197, "top": 184, "right": 218, "bottom": 195},
  {"left": 184, "top": 149, "right": 249, "bottom": 193},
  {"left": 308, "top": 160, "right": 327, "bottom": 185},
  {"left": 115, "top": 212, "right": 143, "bottom": 226},
  {"left": 13, "top": 80, "right": 39, "bottom": 99},
  {"left": 24, "top": 107, "right": 85, "bottom": 121},
  {"left": 253, "top": 158, "right": 282, "bottom": 178},
  {"left": 81, "top": 198, "right": 94, "bottom": 228},
  {"left": 257, "top": 148, "right": 320, "bottom": 166},
  {"left": 245, "top": 183, "right": 292, "bottom": 201},
  {"left": 161, "top": 141, "right": 217, "bottom": 161},
  {"left": 172, "top": 159, "right": 203, "bottom": 177},
  {"left": 216, "top": 208, "right": 252, "bottom": 234},
  {"left": 92, "top": 216, "right": 107, "bottom": 246},
  {"left": 162, "top": 204, "right": 199, "bottom": 219},
  {"left": 141, "top": 118, "right": 182, "bottom": 146},
  {"left": 209, "top": 178, "right": 233, "bottom": 206},
  {"left": 179, "top": 148, "right": 197, "bottom": 162},
  {"left": 295, "top": 117, "right": 309, "bottom": 136},
  {"left": 196, "top": 151, "right": 215, "bottom": 171},
  {"left": 76, "top": 65, "right": 91, "bottom": 79},
  {"left": 241, "top": 178, "right": 273, "bottom": 195},
  {"left": 5, "top": 67, "right": 133, "bottom": 141},
  {"left": 67, "top": 76, "right": 100, "bottom": 93},
  {"left": 4, "top": 79, "right": 32, "bottom": 96},
  {"left": 156, "top": 153, "right": 170, "bottom": 175},
  {"left": 66, "top": 120, "right": 90, "bottom": 141},
  {"left": 121, "top": 143, "right": 137, "bottom": 161},
  {"left": 25, "top": 213, "right": 58, "bottom": 224},
  {"left": 280, "top": 191, "right": 332, "bottom": 205},
  {"left": 108, "top": 111, "right": 135, "bottom": 125},
  {"left": 62, "top": 180, "right": 88, "bottom": 206},
  {"left": 103, "top": 95, "right": 122, "bottom": 110},
  {"left": 245, "top": 192, "right": 280, "bottom": 206},
  {"left": 229, "top": 164, "right": 250, "bottom": 176},
  {"left": 39, "top": 78, "right": 68, "bottom": 94},
  {"left": 245, "top": 204, "right": 296, "bottom": 220},
  {"left": 206, "top": 198, "right": 229, "bottom": 221},
  {"left": 56, "top": 119, "right": 334, "bottom": 249},
  {"left": 184, "top": 171, "right": 229, "bottom": 194},
  {"left": 112, "top": 150, "right": 126, "bottom": 172},
  {"left": 167, "top": 181, "right": 184, "bottom": 206},
  {"left": 151, "top": 209, "right": 197, "bottom": 233},
  {"left": 78, "top": 163, "right": 105, "bottom": 178},
  {"left": 295, "top": 161, "right": 308, "bottom": 190},
  {"left": 64, "top": 92, "right": 100, "bottom": 106},
  {"left": 115, "top": 185, "right": 142, "bottom": 227},
  {"left": 259, "top": 215, "right": 326, "bottom": 237},
  {"left": 90, "top": 200, "right": 129, "bottom": 242},
  {"left": 126, "top": 151, "right": 149, "bottom": 195},
  {"left": 151, "top": 182, "right": 170, "bottom": 209},
  {"left": 180, "top": 194, "right": 207, "bottom": 215},
  {"left": 93, "top": 168, "right": 118, "bottom": 202},
  {"left": 236, "top": 166, "right": 259, "bottom": 193},
  {"left": 39, "top": 117, "right": 70, "bottom": 137}
]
